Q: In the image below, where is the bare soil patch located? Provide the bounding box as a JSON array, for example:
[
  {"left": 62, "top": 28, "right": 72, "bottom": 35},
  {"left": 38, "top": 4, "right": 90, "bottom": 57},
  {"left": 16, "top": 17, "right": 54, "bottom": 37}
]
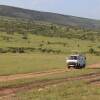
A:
[
  {"left": 0, "top": 68, "right": 66, "bottom": 82},
  {"left": 88, "top": 63, "right": 100, "bottom": 69},
  {"left": 0, "top": 63, "right": 100, "bottom": 82},
  {"left": 0, "top": 72, "right": 100, "bottom": 99},
  {"left": 0, "top": 63, "right": 100, "bottom": 99}
]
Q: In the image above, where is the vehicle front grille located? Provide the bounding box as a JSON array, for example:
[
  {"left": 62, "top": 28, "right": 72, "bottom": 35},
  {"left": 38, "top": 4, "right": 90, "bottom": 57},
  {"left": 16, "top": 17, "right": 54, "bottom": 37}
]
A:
[{"left": 68, "top": 62, "right": 77, "bottom": 66}]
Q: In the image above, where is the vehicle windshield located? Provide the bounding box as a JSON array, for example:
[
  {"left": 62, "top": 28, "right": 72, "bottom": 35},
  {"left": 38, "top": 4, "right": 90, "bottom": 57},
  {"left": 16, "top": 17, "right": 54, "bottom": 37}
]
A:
[{"left": 69, "top": 56, "right": 78, "bottom": 60}]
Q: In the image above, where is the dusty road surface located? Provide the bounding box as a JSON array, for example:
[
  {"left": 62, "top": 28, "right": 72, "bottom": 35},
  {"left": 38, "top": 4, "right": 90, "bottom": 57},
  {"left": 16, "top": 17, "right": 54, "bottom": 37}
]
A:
[
  {"left": 0, "top": 63, "right": 100, "bottom": 99},
  {"left": 0, "top": 72, "right": 100, "bottom": 100},
  {"left": 0, "top": 69, "right": 66, "bottom": 82},
  {"left": 88, "top": 63, "right": 100, "bottom": 69},
  {"left": 0, "top": 63, "right": 99, "bottom": 82}
]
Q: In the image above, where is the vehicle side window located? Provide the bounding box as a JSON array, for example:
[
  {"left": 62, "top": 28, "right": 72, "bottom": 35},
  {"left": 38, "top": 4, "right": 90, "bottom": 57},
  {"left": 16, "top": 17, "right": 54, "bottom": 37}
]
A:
[
  {"left": 77, "top": 56, "right": 79, "bottom": 60},
  {"left": 80, "top": 57, "right": 83, "bottom": 60}
]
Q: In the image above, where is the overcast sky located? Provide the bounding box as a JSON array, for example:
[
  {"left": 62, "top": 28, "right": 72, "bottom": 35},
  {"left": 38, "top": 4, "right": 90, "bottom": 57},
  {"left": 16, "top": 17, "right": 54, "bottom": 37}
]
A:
[{"left": 0, "top": 0, "right": 100, "bottom": 20}]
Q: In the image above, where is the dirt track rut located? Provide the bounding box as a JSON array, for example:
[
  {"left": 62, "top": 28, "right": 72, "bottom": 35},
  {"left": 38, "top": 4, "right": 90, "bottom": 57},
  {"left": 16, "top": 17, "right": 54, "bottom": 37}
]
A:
[
  {"left": 0, "top": 69, "right": 66, "bottom": 82},
  {"left": 0, "top": 72, "right": 100, "bottom": 99},
  {"left": 0, "top": 63, "right": 100, "bottom": 82},
  {"left": 0, "top": 63, "right": 100, "bottom": 99}
]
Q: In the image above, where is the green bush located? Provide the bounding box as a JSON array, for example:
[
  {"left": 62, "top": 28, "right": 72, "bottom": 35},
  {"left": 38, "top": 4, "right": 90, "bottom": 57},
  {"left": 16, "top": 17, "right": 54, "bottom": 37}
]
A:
[{"left": 89, "top": 48, "right": 95, "bottom": 54}]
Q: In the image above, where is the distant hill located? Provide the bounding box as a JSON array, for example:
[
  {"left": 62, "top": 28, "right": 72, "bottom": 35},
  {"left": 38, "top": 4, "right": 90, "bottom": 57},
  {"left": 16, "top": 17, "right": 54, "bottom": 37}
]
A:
[{"left": 0, "top": 5, "right": 100, "bottom": 30}]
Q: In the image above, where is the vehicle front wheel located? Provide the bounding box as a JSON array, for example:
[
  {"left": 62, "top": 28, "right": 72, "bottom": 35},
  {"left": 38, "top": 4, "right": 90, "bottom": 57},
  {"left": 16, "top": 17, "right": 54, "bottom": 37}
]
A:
[{"left": 68, "top": 66, "right": 71, "bottom": 69}]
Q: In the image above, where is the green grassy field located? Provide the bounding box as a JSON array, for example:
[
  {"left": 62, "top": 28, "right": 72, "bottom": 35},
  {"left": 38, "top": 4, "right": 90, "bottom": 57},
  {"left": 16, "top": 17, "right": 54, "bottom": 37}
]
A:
[
  {"left": 0, "top": 68, "right": 100, "bottom": 100},
  {"left": 0, "top": 34, "right": 99, "bottom": 98},
  {"left": 12, "top": 81, "right": 100, "bottom": 100},
  {"left": 0, "top": 16, "right": 100, "bottom": 99},
  {"left": 0, "top": 33, "right": 99, "bottom": 53},
  {"left": 0, "top": 68, "right": 100, "bottom": 89},
  {"left": 0, "top": 53, "right": 100, "bottom": 75},
  {"left": 0, "top": 32, "right": 99, "bottom": 75},
  {"left": 0, "top": 68, "right": 99, "bottom": 100},
  {"left": 0, "top": 53, "right": 66, "bottom": 75}
]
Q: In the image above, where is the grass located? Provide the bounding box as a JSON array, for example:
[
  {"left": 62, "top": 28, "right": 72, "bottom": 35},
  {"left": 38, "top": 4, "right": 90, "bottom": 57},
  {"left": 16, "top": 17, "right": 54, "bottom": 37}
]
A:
[
  {"left": 4, "top": 68, "right": 100, "bottom": 100},
  {"left": 0, "top": 25, "right": 99, "bottom": 99},
  {"left": 14, "top": 81, "right": 100, "bottom": 100},
  {"left": 0, "top": 68, "right": 100, "bottom": 89},
  {"left": 0, "top": 53, "right": 65, "bottom": 75},
  {"left": 0, "top": 16, "right": 100, "bottom": 100},
  {"left": 0, "top": 33, "right": 99, "bottom": 75},
  {"left": 0, "top": 68, "right": 100, "bottom": 99},
  {"left": 12, "top": 81, "right": 100, "bottom": 100},
  {"left": 0, "top": 53, "right": 99, "bottom": 75},
  {"left": 0, "top": 33, "right": 99, "bottom": 53}
]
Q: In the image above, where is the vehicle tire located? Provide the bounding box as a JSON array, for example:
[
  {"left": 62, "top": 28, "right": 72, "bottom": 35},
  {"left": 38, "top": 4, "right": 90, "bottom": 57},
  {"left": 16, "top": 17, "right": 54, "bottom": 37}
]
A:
[
  {"left": 83, "top": 64, "right": 86, "bottom": 68},
  {"left": 77, "top": 64, "right": 81, "bottom": 69},
  {"left": 68, "top": 66, "right": 71, "bottom": 69}
]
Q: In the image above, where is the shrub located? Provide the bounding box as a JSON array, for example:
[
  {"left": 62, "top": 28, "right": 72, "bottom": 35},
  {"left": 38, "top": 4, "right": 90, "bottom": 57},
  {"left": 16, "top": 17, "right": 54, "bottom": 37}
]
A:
[{"left": 89, "top": 48, "right": 95, "bottom": 54}]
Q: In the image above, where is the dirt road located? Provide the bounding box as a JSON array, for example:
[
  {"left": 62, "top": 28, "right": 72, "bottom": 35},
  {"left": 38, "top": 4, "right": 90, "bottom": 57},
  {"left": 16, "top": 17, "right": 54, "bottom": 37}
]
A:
[
  {"left": 0, "top": 64, "right": 100, "bottom": 82},
  {"left": 88, "top": 63, "right": 100, "bottom": 69},
  {"left": 0, "top": 63, "right": 100, "bottom": 99},
  {"left": 0, "top": 68, "right": 66, "bottom": 82},
  {"left": 0, "top": 72, "right": 100, "bottom": 100},
  {"left": 0, "top": 63, "right": 100, "bottom": 82}
]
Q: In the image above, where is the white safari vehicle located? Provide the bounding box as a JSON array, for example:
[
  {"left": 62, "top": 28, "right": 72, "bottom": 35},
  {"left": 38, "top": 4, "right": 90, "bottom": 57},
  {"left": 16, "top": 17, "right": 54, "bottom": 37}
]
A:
[{"left": 66, "top": 54, "right": 86, "bottom": 69}]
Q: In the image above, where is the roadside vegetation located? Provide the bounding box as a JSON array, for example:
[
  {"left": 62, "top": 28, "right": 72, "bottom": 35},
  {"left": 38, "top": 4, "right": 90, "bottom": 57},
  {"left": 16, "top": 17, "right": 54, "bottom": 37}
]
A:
[
  {"left": 0, "top": 16, "right": 100, "bottom": 55},
  {"left": 0, "top": 53, "right": 100, "bottom": 75},
  {"left": 0, "top": 69, "right": 98, "bottom": 89},
  {"left": 0, "top": 68, "right": 100, "bottom": 100},
  {"left": 12, "top": 81, "right": 100, "bottom": 100},
  {"left": 0, "top": 16, "right": 100, "bottom": 75},
  {"left": 0, "top": 6, "right": 100, "bottom": 100}
]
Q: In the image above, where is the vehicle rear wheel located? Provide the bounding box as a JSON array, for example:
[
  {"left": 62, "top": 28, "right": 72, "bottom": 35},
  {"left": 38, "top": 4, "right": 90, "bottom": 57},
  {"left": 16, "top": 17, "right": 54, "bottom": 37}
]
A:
[
  {"left": 76, "top": 64, "right": 80, "bottom": 69},
  {"left": 83, "top": 64, "right": 86, "bottom": 68}
]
